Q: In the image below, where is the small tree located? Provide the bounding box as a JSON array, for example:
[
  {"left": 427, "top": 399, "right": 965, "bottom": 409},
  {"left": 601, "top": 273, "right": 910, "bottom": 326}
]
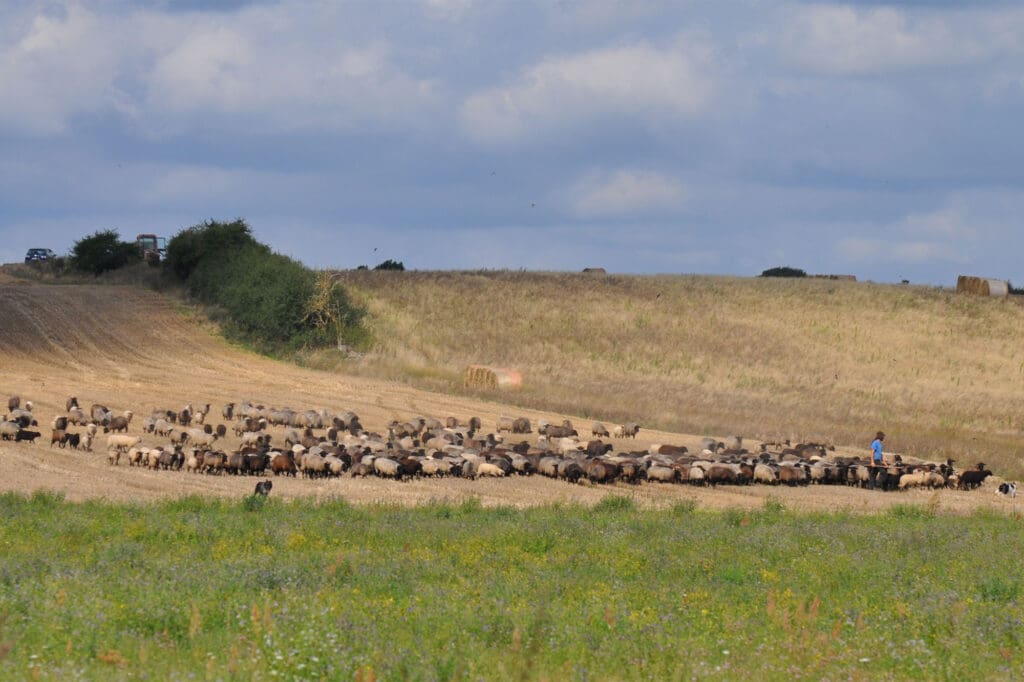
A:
[
  {"left": 71, "top": 230, "right": 137, "bottom": 275},
  {"left": 760, "top": 266, "right": 807, "bottom": 278},
  {"left": 373, "top": 259, "right": 405, "bottom": 271}
]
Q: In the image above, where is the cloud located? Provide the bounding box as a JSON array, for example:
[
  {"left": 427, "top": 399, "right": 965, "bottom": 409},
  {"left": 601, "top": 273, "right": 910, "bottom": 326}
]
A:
[
  {"left": 0, "top": 4, "right": 129, "bottom": 134},
  {"left": 835, "top": 237, "right": 968, "bottom": 264},
  {"left": 0, "top": 2, "right": 441, "bottom": 137},
  {"left": 460, "top": 39, "right": 716, "bottom": 144},
  {"left": 776, "top": 5, "right": 1023, "bottom": 75},
  {"left": 567, "top": 169, "right": 687, "bottom": 218}
]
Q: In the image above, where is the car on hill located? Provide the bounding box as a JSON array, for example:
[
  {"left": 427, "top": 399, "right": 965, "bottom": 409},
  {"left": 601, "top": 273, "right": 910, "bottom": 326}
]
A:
[{"left": 24, "top": 248, "right": 56, "bottom": 263}]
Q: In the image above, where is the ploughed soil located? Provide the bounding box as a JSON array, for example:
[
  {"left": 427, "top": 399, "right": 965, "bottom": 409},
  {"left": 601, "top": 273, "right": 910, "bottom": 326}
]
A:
[{"left": 0, "top": 282, "right": 1016, "bottom": 515}]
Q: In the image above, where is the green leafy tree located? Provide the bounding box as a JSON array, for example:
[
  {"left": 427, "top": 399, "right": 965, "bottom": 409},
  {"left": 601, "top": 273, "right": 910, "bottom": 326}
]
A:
[
  {"left": 71, "top": 230, "right": 137, "bottom": 275},
  {"left": 760, "top": 266, "right": 807, "bottom": 278},
  {"left": 373, "top": 259, "right": 405, "bottom": 271},
  {"left": 164, "top": 219, "right": 259, "bottom": 281}
]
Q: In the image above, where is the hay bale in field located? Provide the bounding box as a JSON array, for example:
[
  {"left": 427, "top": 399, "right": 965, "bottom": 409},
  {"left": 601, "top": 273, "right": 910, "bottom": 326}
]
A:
[
  {"left": 957, "top": 275, "right": 1008, "bottom": 297},
  {"left": 464, "top": 365, "right": 522, "bottom": 390}
]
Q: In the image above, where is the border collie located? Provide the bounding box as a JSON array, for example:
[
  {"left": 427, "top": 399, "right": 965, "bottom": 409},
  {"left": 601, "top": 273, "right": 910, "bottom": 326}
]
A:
[{"left": 997, "top": 482, "right": 1017, "bottom": 498}]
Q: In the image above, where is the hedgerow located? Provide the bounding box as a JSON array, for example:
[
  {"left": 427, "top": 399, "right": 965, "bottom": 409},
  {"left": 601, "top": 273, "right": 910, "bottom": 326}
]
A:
[{"left": 165, "top": 220, "right": 366, "bottom": 353}]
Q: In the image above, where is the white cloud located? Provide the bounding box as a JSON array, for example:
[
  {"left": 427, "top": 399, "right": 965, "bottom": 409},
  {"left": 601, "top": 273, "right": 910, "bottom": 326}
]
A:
[
  {"left": 568, "top": 169, "right": 687, "bottom": 218},
  {"left": 776, "top": 5, "right": 1024, "bottom": 75},
  {"left": 836, "top": 237, "right": 967, "bottom": 264},
  {"left": 0, "top": 2, "right": 440, "bottom": 136},
  {"left": 0, "top": 4, "right": 128, "bottom": 134},
  {"left": 460, "top": 39, "right": 716, "bottom": 144}
]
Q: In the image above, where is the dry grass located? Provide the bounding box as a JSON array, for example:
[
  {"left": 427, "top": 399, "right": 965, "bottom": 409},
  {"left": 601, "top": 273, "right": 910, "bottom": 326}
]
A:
[{"left": 328, "top": 271, "right": 1024, "bottom": 476}]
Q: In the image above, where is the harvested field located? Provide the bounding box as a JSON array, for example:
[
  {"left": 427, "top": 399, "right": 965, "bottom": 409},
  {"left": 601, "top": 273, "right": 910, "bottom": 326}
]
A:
[{"left": 0, "top": 281, "right": 1019, "bottom": 514}]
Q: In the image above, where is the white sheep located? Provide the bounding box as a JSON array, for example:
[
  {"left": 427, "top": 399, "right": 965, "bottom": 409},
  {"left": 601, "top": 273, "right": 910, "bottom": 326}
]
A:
[
  {"left": 106, "top": 434, "right": 141, "bottom": 452},
  {"left": 475, "top": 462, "right": 506, "bottom": 478}
]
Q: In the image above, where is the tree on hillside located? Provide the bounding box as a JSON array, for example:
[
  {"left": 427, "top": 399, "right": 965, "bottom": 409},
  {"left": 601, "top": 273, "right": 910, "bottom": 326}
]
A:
[
  {"left": 71, "top": 230, "right": 137, "bottom": 276},
  {"left": 760, "top": 266, "right": 807, "bottom": 278},
  {"left": 164, "top": 219, "right": 261, "bottom": 281}
]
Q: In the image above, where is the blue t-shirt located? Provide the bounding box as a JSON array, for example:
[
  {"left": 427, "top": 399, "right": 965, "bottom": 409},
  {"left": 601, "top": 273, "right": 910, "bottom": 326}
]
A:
[{"left": 871, "top": 439, "right": 883, "bottom": 463}]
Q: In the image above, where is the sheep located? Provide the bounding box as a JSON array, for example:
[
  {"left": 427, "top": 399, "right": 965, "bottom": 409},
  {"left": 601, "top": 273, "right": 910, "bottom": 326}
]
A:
[
  {"left": 512, "top": 417, "right": 531, "bottom": 434},
  {"left": 65, "top": 433, "right": 81, "bottom": 450},
  {"left": 103, "top": 411, "right": 133, "bottom": 434},
  {"left": 591, "top": 421, "right": 610, "bottom": 438},
  {"left": 753, "top": 463, "right": 778, "bottom": 485},
  {"left": 52, "top": 415, "right": 68, "bottom": 431},
  {"left": 957, "top": 469, "right": 993, "bottom": 490},
  {"left": 496, "top": 416, "right": 515, "bottom": 433},
  {"left": 106, "top": 434, "right": 141, "bottom": 452},
  {"left": 67, "top": 408, "right": 89, "bottom": 426},
  {"left": 80, "top": 433, "right": 94, "bottom": 451},
  {"left": 85, "top": 423, "right": 98, "bottom": 437},
  {"left": 7, "top": 396, "right": 19, "bottom": 412},
  {"left": 222, "top": 403, "right": 235, "bottom": 421},
  {"left": 66, "top": 396, "right": 79, "bottom": 412},
  {"left": 50, "top": 429, "right": 67, "bottom": 448},
  {"left": 188, "top": 428, "right": 218, "bottom": 448},
  {"left": 0, "top": 421, "right": 20, "bottom": 441},
  {"left": 646, "top": 464, "right": 678, "bottom": 483},
  {"left": 15, "top": 430, "right": 41, "bottom": 443},
  {"left": 612, "top": 425, "right": 622, "bottom": 438},
  {"left": 620, "top": 423, "right": 640, "bottom": 439},
  {"left": 898, "top": 470, "right": 929, "bottom": 490},
  {"left": 475, "top": 462, "right": 507, "bottom": 479}
]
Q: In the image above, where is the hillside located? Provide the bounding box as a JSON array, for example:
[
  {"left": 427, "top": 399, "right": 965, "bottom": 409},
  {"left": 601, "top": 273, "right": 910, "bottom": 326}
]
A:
[
  {"left": 0, "top": 274, "right": 1019, "bottom": 512},
  {"left": 332, "top": 271, "right": 1024, "bottom": 476}
]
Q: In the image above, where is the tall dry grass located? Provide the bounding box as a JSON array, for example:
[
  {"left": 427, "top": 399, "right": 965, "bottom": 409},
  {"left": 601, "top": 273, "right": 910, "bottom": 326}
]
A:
[{"left": 314, "top": 271, "right": 1024, "bottom": 475}]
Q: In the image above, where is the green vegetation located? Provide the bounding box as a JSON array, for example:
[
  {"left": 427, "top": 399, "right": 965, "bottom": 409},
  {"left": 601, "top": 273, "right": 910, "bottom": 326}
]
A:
[
  {"left": 760, "top": 266, "right": 807, "bottom": 278},
  {"left": 70, "top": 230, "right": 137, "bottom": 276},
  {"left": 165, "top": 220, "right": 367, "bottom": 354},
  {"left": 0, "top": 492, "right": 1021, "bottom": 679}
]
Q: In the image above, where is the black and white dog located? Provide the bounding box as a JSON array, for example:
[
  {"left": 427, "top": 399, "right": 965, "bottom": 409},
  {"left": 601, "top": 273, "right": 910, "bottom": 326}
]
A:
[
  {"left": 996, "top": 481, "right": 1017, "bottom": 498},
  {"left": 254, "top": 479, "right": 273, "bottom": 497}
]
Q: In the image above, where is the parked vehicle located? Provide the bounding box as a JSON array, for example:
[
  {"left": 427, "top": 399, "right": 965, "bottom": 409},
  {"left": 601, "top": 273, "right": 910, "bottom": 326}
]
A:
[{"left": 24, "top": 248, "right": 56, "bottom": 263}]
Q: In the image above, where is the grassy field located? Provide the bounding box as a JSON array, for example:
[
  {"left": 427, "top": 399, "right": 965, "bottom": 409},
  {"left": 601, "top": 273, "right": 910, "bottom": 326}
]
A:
[
  {"left": 324, "top": 271, "right": 1024, "bottom": 477},
  {"left": 1, "top": 492, "right": 1021, "bottom": 680}
]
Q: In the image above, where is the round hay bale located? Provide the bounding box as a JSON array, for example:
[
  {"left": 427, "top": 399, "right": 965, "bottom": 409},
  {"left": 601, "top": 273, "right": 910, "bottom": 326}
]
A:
[{"left": 464, "top": 365, "right": 522, "bottom": 390}]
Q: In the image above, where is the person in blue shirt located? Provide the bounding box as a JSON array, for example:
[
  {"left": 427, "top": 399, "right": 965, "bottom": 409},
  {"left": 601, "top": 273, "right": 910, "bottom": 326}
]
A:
[{"left": 868, "top": 431, "right": 886, "bottom": 490}]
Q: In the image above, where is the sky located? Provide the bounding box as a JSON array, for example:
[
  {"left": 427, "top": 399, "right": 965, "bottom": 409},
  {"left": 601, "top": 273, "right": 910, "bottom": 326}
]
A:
[{"left": 3, "top": 0, "right": 1024, "bottom": 284}]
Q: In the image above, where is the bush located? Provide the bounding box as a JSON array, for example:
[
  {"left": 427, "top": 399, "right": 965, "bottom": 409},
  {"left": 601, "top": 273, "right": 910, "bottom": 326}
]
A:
[
  {"left": 374, "top": 259, "right": 405, "bottom": 271},
  {"left": 165, "top": 220, "right": 366, "bottom": 354},
  {"left": 760, "top": 266, "right": 807, "bottom": 278},
  {"left": 164, "top": 219, "right": 258, "bottom": 281},
  {"left": 71, "top": 230, "right": 137, "bottom": 276}
]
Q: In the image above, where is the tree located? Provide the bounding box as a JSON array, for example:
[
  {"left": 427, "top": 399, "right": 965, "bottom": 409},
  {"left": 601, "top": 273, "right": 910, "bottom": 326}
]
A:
[
  {"left": 164, "top": 219, "right": 260, "bottom": 281},
  {"left": 373, "top": 259, "right": 405, "bottom": 271},
  {"left": 71, "top": 230, "right": 137, "bottom": 275},
  {"left": 760, "top": 266, "right": 807, "bottom": 278}
]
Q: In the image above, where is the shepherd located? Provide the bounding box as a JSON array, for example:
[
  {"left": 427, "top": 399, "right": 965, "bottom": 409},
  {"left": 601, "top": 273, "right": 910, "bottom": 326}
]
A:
[{"left": 868, "top": 431, "right": 886, "bottom": 490}]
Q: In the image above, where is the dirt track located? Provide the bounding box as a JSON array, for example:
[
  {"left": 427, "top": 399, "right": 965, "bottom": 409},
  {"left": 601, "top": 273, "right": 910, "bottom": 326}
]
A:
[{"left": 0, "top": 282, "right": 1018, "bottom": 514}]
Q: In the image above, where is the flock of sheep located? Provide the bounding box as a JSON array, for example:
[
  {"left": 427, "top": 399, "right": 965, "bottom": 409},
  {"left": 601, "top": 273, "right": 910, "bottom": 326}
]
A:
[{"left": 0, "top": 394, "right": 1003, "bottom": 493}]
